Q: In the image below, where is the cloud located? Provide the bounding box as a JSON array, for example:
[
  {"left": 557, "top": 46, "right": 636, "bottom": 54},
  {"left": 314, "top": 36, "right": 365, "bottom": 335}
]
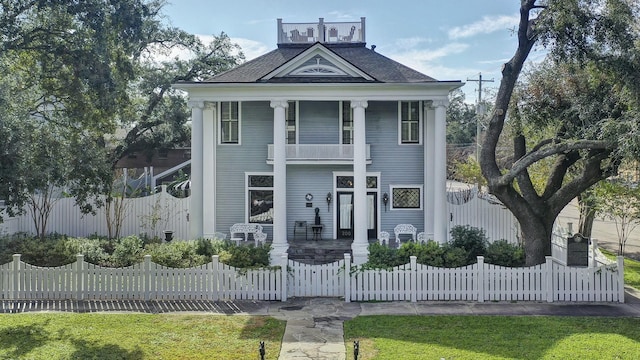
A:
[
  {"left": 448, "top": 14, "right": 519, "bottom": 39},
  {"left": 232, "top": 38, "right": 270, "bottom": 60},
  {"left": 392, "top": 42, "right": 469, "bottom": 63}
]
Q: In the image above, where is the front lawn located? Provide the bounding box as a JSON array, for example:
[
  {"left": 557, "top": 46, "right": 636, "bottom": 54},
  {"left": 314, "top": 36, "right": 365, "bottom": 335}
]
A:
[
  {"left": 344, "top": 315, "right": 640, "bottom": 360},
  {"left": 600, "top": 248, "right": 640, "bottom": 290},
  {"left": 0, "top": 313, "right": 285, "bottom": 360}
]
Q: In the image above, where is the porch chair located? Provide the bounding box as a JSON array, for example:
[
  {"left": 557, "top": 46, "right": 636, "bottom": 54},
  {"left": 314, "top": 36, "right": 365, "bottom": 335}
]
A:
[
  {"left": 417, "top": 232, "right": 427, "bottom": 244},
  {"left": 394, "top": 224, "right": 417, "bottom": 243},
  {"left": 378, "top": 231, "right": 390, "bottom": 246}
]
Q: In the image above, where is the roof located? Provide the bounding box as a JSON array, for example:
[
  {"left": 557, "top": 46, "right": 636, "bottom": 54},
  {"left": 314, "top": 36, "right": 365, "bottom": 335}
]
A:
[{"left": 202, "top": 43, "right": 439, "bottom": 84}]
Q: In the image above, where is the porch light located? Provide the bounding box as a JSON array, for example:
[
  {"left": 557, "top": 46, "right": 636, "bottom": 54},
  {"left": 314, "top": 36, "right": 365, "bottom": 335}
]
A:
[
  {"left": 326, "top": 192, "right": 332, "bottom": 211},
  {"left": 382, "top": 192, "right": 389, "bottom": 211}
]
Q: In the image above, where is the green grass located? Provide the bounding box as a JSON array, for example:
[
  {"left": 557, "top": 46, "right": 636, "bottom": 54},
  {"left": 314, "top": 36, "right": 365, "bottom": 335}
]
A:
[
  {"left": 344, "top": 315, "right": 640, "bottom": 360},
  {"left": 600, "top": 248, "right": 640, "bottom": 290},
  {"left": 0, "top": 313, "right": 285, "bottom": 360}
]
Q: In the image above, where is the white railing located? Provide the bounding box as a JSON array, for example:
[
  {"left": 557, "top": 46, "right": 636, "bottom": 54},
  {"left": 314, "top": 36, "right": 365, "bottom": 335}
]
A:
[
  {"left": 0, "top": 253, "right": 624, "bottom": 303},
  {"left": 277, "top": 18, "right": 365, "bottom": 44},
  {"left": 267, "top": 144, "right": 371, "bottom": 163}
]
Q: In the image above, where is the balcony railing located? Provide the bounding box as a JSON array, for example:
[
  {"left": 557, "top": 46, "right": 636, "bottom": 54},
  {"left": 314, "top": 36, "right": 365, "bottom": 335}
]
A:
[
  {"left": 277, "top": 18, "right": 366, "bottom": 45},
  {"left": 267, "top": 144, "right": 371, "bottom": 164}
]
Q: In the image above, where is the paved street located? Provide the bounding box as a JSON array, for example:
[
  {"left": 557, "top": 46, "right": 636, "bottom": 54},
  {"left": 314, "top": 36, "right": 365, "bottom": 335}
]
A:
[{"left": 557, "top": 199, "right": 640, "bottom": 260}]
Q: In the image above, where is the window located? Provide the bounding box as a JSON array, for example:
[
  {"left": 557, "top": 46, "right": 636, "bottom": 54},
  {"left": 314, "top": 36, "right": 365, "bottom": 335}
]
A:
[
  {"left": 341, "top": 101, "right": 353, "bottom": 144},
  {"left": 286, "top": 101, "right": 297, "bottom": 144},
  {"left": 247, "top": 174, "right": 273, "bottom": 224},
  {"left": 390, "top": 185, "right": 422, "bottom": 210},
  {"left": 220, "top": 101, "right": 239, "bottom": 144},
  {"left": 336, "top": 175, "right": 378, "bottom": 189},
  {"left": 399, "top": 101, "right": 421, "bottom": 144}
]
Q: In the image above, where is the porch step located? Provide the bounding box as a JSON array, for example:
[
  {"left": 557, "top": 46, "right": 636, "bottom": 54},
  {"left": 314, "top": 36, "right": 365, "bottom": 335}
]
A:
[{"left": 287, "top": 243, "right": 352, "bottom": 265}]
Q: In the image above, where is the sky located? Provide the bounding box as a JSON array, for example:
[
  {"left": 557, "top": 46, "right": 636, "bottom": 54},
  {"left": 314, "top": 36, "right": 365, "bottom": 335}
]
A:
[{"left": 162, "top": 0, "right": 545, "bottom": 103}]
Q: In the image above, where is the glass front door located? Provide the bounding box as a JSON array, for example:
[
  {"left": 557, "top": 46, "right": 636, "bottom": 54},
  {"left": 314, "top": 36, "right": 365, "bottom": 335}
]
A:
[{"left": 336, "top": 191, "right": 377, "bottom": 240}]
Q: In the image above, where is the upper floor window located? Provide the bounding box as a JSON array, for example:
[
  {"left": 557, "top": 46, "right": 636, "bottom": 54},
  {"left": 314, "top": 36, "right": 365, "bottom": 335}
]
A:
[
  {"left": 220, "top": 101, "right": 240, "bottom": 144},
  {"left": 286, "top": 101, "right": 298, "bottom": 144},
  {"left": 399, "top": 101, "right": 421, "bottom": 144},
  {"left": 341, "top": 101, "right": 353, "bottom": 144}
]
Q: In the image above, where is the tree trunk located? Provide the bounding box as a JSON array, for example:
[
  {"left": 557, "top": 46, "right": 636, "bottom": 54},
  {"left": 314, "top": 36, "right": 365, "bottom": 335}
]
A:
[
  {"left": 577, "top": 193, "right": 595, "bottom": 238},
  {"left": 519, "top": 216, "right": 553, "bottom": 266}
]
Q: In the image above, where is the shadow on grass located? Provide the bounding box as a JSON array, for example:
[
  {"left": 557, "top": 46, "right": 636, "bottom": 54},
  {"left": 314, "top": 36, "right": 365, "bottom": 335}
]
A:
[
  {"left": 69, "top": 338, "right": 144, "bottom": 360},
  {"left": 0, "top": 323, "right": 50, "bottom": 359},
  {"left": 344, "top": 315, "right": 640, "bottom": 359},
  {"left": 0, "top": 321, "right": 143, "bottom": 359}
]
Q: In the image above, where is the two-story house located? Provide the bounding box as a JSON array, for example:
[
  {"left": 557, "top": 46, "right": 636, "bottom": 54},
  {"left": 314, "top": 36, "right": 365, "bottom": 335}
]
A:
[{"left": 174, "top": 18, "right": 462, "bottom": 263}]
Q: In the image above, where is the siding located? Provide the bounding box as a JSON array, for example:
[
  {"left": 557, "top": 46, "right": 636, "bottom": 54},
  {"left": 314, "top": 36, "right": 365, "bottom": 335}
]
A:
[
  {"left": 213, "top": 100, "right": 428, "bottom": 240},
  {"left": 366, "top": 101, "right": 425, "bottom": 234}
]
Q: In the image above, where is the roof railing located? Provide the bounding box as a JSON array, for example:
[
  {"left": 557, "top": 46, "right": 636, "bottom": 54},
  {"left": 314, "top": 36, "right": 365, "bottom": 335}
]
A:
[{"left": 277, "top": 17, "right": 365, "bottom": 45}]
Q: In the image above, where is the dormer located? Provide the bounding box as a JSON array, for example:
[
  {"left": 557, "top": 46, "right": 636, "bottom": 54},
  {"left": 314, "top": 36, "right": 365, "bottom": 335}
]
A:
[{"left": 277, "top": 17, "right": 366, "bottom": 46}]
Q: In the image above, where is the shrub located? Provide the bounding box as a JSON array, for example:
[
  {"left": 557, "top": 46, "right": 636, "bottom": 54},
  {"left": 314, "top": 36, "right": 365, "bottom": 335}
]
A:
[
  {"left": 485, "top": 240, "right": 525, "bottom": 267},
  {"left": 224, "top": 243, "right": 271, "bottom": 268},
  {"left": 366, "top": 242, "right": 402, "bottom": 268},
  {"left": 146, "top": 240, "right": 207, "bottom": 268},
  {"left": 442, "top": 244, "right": 469, "bottom": 268},
  {"left": 63, "top": 237, "right": 109, "bottom": 266},
  {"left": 111, "top": 235, "right": 144, "bottom": 267},
  {"left": 449, "top": 225, "right": 488, "bottom": 263}
]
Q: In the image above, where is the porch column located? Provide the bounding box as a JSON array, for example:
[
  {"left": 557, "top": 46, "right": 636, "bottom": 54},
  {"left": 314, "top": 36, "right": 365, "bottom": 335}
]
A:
[
  {"left": 188, "top": 100, "right": 205, "bottom": 239},
  {"left": 203, "top": 102, "right": 216, "bottom": 238},
  {"left": 270, "top": 100, "right": 289, "bottom": 261},
  {"left": 433, "top": 99, "right": 448, "bottom": 244},
  {"left": 424, "top": 103, "right": 435, "bottom": 240},
  {"left": 351, "top": 100, "right": 369, "bottom": 264}
]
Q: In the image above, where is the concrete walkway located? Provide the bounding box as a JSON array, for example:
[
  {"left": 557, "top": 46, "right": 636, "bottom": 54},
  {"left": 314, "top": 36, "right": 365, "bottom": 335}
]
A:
[{"left": 2, "top": 288, "right": 640, "bottom": 360}]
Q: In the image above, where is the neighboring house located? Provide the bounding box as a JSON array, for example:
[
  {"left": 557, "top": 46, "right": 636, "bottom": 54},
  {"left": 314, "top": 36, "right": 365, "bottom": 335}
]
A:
[
  {"left": 174, "top": 18, "right": 462, "bottom": 263},
  {"left": 114, "top": 148, "right": 191, "bottom": 189}
]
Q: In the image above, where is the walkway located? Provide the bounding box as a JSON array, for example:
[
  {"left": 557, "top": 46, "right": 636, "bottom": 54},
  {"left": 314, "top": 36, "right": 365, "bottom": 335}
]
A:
[{"left": 2, "top": 288, "right": 640, "bottom": 360}]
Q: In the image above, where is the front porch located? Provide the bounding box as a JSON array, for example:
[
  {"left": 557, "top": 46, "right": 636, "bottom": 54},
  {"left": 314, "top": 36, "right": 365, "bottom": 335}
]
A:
[{"left": 285, "top": 237, "right": 383, "bottom": 265}]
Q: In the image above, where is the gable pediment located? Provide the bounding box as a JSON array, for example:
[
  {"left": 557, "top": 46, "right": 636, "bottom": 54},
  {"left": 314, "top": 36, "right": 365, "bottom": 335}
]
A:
[{"left": 261, "top": 44, "right": 374, "bottom": 81}]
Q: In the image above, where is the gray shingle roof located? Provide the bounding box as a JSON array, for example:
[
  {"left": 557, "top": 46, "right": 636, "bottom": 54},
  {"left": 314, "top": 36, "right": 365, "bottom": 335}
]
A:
[{"left": 203, "top": 43, "right": 438, "bottom": 84}]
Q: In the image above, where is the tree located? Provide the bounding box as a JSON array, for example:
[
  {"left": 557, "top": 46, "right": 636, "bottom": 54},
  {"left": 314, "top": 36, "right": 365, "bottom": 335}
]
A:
[
  {"left": 480, "top": 0, "right": 640, "bottom": 265},
  {"left": 592, "top": 180, "right": 640, "bottom": 256},
  {"left": 0, "top": 0, "right": 164, "bottom": 220}
]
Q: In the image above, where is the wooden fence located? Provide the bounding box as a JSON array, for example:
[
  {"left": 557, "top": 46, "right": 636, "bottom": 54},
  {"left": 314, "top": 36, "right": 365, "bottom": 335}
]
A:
[
  {"left": 3, "top": 188, "right": 190, "bottom": 240},
  {"left": 447, "top": 195, "right": 519, "bottom": 243},
  {"left": 0, "top": 253, "right": 624, "bottom": 303}
]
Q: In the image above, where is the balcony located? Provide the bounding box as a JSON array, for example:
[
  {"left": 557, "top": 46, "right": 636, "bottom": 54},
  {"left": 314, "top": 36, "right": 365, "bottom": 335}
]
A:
[
  {"left": 277, "top": 18, "right": 366, "bottom": 45},
  {"left": 267, "top": 144, "right": 371, "bottom": 165}
]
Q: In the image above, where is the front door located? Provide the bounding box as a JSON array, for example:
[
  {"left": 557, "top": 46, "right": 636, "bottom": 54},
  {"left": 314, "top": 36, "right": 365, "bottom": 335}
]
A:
[
  {"left": 337, "top": 192, "right": 353, "bottom": 239},
  {"left": 337, "top": 191, "right": 378, "bottom": 240}
]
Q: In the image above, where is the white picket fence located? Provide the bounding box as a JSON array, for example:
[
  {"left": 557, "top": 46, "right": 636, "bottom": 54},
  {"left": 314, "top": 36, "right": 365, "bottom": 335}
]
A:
[
  {"left": 3, "top": 188, "right": 190, "bottom": 240},
  {"left": 0, "top": 253, "right": 624, "bottom": 303},
  {"left": 0, "top": 254, "right": 280, "bottom": 301},
  {"left": 345, "top": 255, "right": 624, "bottom": 303}
]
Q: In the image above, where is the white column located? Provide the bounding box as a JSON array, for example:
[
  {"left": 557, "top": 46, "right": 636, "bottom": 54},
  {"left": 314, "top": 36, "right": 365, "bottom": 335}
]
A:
[
  {"left": 270, "top": 100, "right": 289, "bottom": 260},
  {"left": 188, "top": 100, "right": 205, "bottom": 239},
  {"left": 351, "top": 100, "right": 369, "bottom": 264},
  {"left": 433, "top": 99, "right": 448, "bottom": 244},
  {"left": 424, "top": 103, "right": 435, "bottom": 240},
  {"left": 203, "top": 102, "right": 216, "bottom": 238}
]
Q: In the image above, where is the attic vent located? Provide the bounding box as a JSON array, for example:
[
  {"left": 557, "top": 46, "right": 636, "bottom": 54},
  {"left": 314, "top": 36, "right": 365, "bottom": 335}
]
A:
[{"left": 289, "top": 58, "right": 347, "bottom": 76}]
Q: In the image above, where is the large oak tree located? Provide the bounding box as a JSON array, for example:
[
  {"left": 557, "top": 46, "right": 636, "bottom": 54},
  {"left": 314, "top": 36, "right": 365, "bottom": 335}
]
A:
[{"left": 480, "top": 0, "right": 640, "bottom": 265}]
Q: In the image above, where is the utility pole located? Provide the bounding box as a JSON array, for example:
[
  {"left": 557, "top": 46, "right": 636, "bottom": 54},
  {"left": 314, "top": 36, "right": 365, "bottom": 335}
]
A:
[{"left": 467, "top": 73, "right": 494, "bottom": 162}]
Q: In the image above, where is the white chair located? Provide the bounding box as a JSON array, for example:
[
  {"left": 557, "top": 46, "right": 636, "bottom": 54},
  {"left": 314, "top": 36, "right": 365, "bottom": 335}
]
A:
[
  {"left": 378, "top": 231, "right": 390, "bottom": 246},
  {"left": 394, "top": 224, "right": 417, "bottom": 243},
  {"left": 417, "top": 232, "right": 427, "bottom": 244}
]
